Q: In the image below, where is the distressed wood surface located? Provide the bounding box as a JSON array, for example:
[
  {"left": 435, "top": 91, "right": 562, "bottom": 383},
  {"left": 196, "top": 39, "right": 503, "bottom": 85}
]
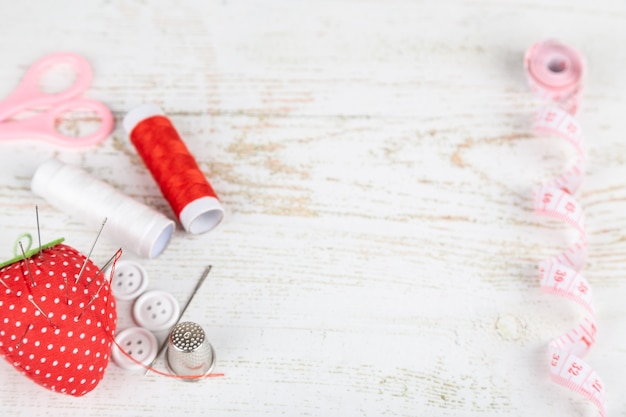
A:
[{"left": 1, "top": 0, "right": 626, "bottom": 416}]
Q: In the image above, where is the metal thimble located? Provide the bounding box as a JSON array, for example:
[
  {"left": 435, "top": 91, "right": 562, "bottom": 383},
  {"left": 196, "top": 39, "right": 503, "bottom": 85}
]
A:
[{"left": 166, "top": 321, "right": 216, "bottom": 380}]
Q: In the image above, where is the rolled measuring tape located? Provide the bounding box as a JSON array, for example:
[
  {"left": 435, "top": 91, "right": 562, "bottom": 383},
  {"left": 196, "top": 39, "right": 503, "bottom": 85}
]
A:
[
  {"left": 525, "top": 39, "right": 585, "bottom": 114},
  {"left": 525, "top": 41, "right": 606, "bottom": 417}
]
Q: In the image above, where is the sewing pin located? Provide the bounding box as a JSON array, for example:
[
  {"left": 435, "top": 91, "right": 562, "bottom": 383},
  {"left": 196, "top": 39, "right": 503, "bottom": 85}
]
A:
[
  {"left": 145, "top": 265, "right": 212, "bottom": 376},
  {"left": 35, "top": 205, "right": 42, "bottom": 257},
  {"left": 28, "top": 295, "right": 57, "bottom": 328},
  {"left": 15, "top": 323, "right": 33, "bottom": 349},
  {"left": 18, "top": 241, "right": 36, "bottom": 287},
  {"left": 76, "top": 218, "right": 107, "bottom": 284}
]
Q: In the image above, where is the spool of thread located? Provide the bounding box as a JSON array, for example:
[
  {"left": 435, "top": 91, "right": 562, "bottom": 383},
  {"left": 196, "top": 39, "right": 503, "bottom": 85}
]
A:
[
  {"left": 123, "top": 104, "right": 224, "bottom": 234},
  {"left": 31, "top": 159, "right": 175, "bottom": 259},
  {"left": 524, "top": 39, "right": 585, "bottom": 113}
]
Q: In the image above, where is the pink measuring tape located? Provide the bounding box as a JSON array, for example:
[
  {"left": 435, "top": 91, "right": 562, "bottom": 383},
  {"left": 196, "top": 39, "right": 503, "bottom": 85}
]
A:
[
  {"left": 525, "top": 40, "right": 606, "bottom": 417},
  {"left": 525, "top": 39, "right": 585, "bottom": 114}
]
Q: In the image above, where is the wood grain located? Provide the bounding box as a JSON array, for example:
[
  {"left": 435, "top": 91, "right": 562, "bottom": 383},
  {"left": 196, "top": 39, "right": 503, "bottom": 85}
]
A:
[{"left": 1, "top": 0, "right": 626, "bottom": 416}]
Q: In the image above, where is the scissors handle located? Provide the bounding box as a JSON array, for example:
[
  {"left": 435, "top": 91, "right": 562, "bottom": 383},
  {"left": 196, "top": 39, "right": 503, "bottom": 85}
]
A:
[
  {"left": 0, "top": 98, "right": 114, "bottom": 147},
  {"left": 0, "top": 52, "right": 93, "bottom": 121}
]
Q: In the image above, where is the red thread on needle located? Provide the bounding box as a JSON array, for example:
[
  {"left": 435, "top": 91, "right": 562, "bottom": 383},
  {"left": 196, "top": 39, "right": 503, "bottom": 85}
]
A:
[
  {"left": 110, "top": 337, "right": 224, "bottom": 380},
  {"left": 124, "top": 105, "right": 224, "bottom": 235}
]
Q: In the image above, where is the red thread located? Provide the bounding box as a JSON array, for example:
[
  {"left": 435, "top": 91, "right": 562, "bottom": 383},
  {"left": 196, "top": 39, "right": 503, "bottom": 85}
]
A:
[
  {"left": 129, "top": 115, "right": 219, "bottom": 215},
  {"left": 110, "top": 336, "right": 224, "bottom": 380}
]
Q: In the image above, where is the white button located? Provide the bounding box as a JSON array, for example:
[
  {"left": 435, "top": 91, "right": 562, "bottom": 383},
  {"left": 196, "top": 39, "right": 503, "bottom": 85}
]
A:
[
  {"left": 106, "top": 260, "right": 149, "bottom": 301},
  {"left": 112, "top": 327, "right": 158, "bottom": 370},
  {"left": 132, "top": 290, "right": 180, "bottom": 332}
]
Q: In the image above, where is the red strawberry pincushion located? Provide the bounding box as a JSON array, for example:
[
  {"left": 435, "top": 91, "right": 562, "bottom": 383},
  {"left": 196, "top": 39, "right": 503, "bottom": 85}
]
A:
[{"left": 0, "top": 240, "right": 117, "bottom": 396}]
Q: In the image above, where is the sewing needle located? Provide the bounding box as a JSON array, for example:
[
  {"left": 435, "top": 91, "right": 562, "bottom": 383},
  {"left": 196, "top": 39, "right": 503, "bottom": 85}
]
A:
[
  {"left": 76, "top": 279, "right": 108, "bottom": 321},
  {"left": 35, "top": 205, "right": 42, "bottom": 257},
  {"left": 28, "top": 295, "right": 57, "bottom": 328},
  {"left": 86, "top": 248, "right": 122, "bottom": 288},
  {"left": 15, "top": 323, "right": 33, "bottom": 349},
  {"left": 76, "top": 218, "right": 107, "bottom": 284},
  {"left": 18, "top": 241, "right": 36, "bottom": 287},
  {"left": 144, "top": 265, "right": 212, "bottom": 376}
]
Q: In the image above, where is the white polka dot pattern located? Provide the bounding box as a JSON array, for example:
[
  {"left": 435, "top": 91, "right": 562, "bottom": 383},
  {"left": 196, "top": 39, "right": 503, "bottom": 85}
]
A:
[{"left": 0, "top": 244, "right": 118, "bottom": 396}]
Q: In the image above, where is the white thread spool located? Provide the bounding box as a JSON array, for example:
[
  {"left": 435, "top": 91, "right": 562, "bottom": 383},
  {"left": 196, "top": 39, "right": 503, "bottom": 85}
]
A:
[{"left": 31, "top": 159, "right": 175, "bottom": 259}]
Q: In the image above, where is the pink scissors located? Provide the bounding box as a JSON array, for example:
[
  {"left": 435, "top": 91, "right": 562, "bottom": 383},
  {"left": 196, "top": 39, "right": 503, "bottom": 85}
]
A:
[{"left": 0, "top": 52, "right": 114, "bottom": 147}]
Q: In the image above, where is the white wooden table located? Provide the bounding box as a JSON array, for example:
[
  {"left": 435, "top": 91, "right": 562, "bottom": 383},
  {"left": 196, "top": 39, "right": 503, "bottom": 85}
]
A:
[{"left": 1, "top": 0, "right": 625, "bottom": 415}]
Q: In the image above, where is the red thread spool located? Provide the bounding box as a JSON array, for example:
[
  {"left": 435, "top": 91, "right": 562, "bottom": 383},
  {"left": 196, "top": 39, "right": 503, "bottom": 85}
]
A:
[{"left": 123, "top": 105, "right": 224, "bottom": 234}]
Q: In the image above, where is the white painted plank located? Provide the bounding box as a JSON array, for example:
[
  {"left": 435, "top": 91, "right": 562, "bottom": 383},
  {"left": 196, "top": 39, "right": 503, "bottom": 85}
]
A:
[{"left": 0, "top": 0, "right": 625, "bottom": 416}]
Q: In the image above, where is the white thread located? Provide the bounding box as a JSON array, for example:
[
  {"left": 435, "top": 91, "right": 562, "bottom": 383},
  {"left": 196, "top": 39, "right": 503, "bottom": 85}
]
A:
[{"left": 31, "top": 159, "right": 174, "bottom": 259}]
